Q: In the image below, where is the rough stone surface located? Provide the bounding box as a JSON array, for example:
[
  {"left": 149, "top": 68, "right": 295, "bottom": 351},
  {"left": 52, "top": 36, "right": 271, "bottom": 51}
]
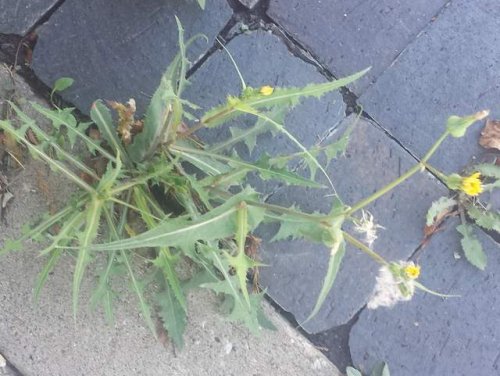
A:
[
  {"left": 359, "top": 0, "right": 500, "bottom": 174},
  {"left": 0, "top": 0, "right": 59, "bottom": 35},
  {"left": 257, "top": 115, "right": 447, "bottom": 333},
  {"left": 0, "top": 65, "right": 340, "bottom": 376},
  {"left": 31, "top": 0, "right": 232, "bottom": 115},
  {"left": 183, "top": 30, "right": 345, "bottom": 172},
  {"left": 350, "top": 220, "right": 500, "bottom": 376},
  {"left": 267, "top": 0, "right": 449, "bottom": 95}
]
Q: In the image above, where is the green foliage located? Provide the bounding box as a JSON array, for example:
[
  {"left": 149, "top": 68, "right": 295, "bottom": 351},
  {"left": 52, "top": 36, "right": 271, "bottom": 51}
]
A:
[
  {"left": 426, "top": 196, "right": 456, "bottom": 226},
  {"left": 457, "top": 224, "right": 487, "bottom": 270},
  {"left": 1, "top": 21, "right": 488, "bottom": 351},
  {"left": 346, "top": 362, "right": 390, "bottom": 376},
  {"left": 0, "top": 23, "right": 367, "bottom": 347}
]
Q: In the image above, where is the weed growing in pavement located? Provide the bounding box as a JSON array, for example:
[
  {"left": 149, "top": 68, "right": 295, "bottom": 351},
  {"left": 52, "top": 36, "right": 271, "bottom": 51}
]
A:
[{"left": 0, "top": 20, "right": 495, "bottom": 347}]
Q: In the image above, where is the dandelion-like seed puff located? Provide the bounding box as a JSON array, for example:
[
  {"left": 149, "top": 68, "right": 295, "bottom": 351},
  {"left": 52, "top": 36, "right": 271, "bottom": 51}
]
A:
[{"left": 367, "top": 261, "right": 421, "bottom": 309}]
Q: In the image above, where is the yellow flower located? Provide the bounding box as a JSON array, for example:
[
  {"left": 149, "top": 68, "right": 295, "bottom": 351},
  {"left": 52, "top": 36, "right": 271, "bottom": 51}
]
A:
[
  {"left": 461, "top": 172, "right": 483, "bottom": 196},
  {"left": 404, "top": 264, "right": 420, "bottom": 280},
  {"left": 259, "top": 85, "right": 274, "bottom": 96}
]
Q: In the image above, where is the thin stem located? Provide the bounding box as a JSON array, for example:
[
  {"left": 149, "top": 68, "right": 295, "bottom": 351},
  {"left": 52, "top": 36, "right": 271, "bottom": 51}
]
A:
[
  {"left": 346, "top": 131, "right": 449, "bottom": 216},
  {"left": 343, "top": 232, "right": 388, "bottom": 265}
]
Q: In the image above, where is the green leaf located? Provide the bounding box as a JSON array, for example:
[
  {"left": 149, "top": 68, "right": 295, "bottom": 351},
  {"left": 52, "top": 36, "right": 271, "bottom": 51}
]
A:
[
  {"left": 154, "top": 251, "right": 187, "bottom": 312},
  {"left": 467, "top": 206, "right": 500, "bottom": 233},
  {"left": 196, "top": 0, "right": 206, "bottom": 9},
  {"left": 446, "top": 111, "right": 489, "bottom": 138},
  {"left": 209, "top": 107, "right": 286, "bottom": 154},
  {"left": 475, "top": 163, "right": 500, "bottom": 179},
  {"left": 127, "top": 18, "right": 190, "bottom": 161},
  {"left": 201, "top": 68, "right": 370, "bottom": 128},
  {"left": 370, "top": 362, "right": 390, "bottom": 376},
  {"left": 456, "top": 223, "right": 487, "bottom": 270},
  {"left": 171, "top": 145, "right": 324, "bottom": 188},
  {"left": 91, "top": 189, "right": 265, "bottom": 251},
  {"left": 90, "top": 100, "right": 129, "bottom": 164},
  {"left": 303, "top": 235, "right": 346, "bottom": 324},
  {"left": 73, "top": 198, "right": 103, "bottom": 316},
  {"left": 52, "top": 77, "right": 74, "bottom": 94},
  {"left": 268, "top": 209, "right": 335, "bottom": 245},
  {"left": 426, "top": 196, "right": 457, "bottom": 226},
  {"left": 121, "top": 251, "right": 157, "bottom": 337},
  {"left": 346, "top": 367, "right": 363, "bottom": 376},
  {"left": 34, "top": 249, "right": 63, "bottom": 302},
  {"left": 156, "top": 275, "right": 187, "bottom": 349}
]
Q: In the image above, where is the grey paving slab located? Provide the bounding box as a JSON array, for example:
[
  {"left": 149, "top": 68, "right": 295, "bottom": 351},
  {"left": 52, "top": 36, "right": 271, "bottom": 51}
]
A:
[
  {"left": 359, "top": 0, "right": 500, "bottom": 174},
  {"left": 184, "top": 29, "right": 345, "bottom": 167},
  {"left": 31, "top": 0, "right": 232, "bottom": 116},
  {"left": 267, "top": 0, "right": 448, "bottom": 95},
  {"left": 350, "top": 220, "right": 500, "bottom": 376},
  {"left": 0, "top": 0, "right": 59, "bottom": 35},
  {"left": 0, "top": 63, "right": 341, "bottom": 376},
  {"left": 257, "top": 115, "right": 448, "bottom": 333}
]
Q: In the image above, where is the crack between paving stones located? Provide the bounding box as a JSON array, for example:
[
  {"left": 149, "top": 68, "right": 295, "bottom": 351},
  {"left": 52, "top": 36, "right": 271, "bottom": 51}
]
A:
[
  {"left": 264, "top": 293, "right": 362, "bottom": 371},
  {"left": 362, "top": 0, "right": 453, "bottom": 94},
  {"left": 25, "top": 0, "right": 67, "bottom": 37}
]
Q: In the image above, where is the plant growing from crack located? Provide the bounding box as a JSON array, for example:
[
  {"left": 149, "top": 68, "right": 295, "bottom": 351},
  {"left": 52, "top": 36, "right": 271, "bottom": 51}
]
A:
[{"left": 0, "top": 20, "right": 495, "bottom": 347}]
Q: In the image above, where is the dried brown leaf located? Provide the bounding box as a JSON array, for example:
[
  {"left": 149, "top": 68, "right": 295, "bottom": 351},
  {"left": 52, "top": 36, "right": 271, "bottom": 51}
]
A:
[
  {"left": 480, "top": 119, "right": 500, "bottom": 150},
  {"left": 108, "top": 99, "right": 137, "bottom": 145}
]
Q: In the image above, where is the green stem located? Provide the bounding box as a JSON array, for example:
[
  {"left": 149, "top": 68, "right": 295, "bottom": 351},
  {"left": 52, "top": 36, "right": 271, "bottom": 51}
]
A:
[
  {"left": 343, "top": 232, "right": 388, "bottom": 265},
  {"left": 345, "top": 131, "right": 449, "bottom": 216}
]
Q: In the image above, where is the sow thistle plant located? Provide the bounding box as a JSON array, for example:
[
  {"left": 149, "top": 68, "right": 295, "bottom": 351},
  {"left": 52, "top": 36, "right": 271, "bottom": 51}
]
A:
[{"left": 0, "top": 21, "right": 493, "bottom": 347}]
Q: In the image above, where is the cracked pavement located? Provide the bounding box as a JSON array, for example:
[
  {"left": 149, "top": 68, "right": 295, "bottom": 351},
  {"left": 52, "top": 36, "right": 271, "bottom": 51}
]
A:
[{"left": 1, "top": 0, "right": 500, "bottom": 375}]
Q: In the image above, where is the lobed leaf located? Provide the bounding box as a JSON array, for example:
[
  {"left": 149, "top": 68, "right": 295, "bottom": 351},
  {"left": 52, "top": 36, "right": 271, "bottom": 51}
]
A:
[
  {"left": 426, "top": 196, "right": 457, "bottom": 226},
  {"left": 456, "top": 223, "right": 487, "bottom": 270},
  {"left": 201, "top": 68, "right": 370, "bottom": 128}
]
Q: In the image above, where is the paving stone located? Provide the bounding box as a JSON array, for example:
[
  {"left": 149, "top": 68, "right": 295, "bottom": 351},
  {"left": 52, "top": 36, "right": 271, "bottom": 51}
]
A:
[
  {"left": 31, "top": 0, "right": 232, "bottom": 116},
  {"left": 183, "top": 29, "right": 345, "bottom": 168},
  {"left": 0, "top": 0, "right": 59, "bottom": 35},
  {"left": 257, "top": 115, "right": 448, "bottom": 333},
  {"left": 359, "top": 0, "right": 500, "bottom": 174},
  {"left": 267, "top": 0, "right": 448, "bottom": 95},
  {"left": 350, "top": 220, "right": 500, "bottom": 376}
]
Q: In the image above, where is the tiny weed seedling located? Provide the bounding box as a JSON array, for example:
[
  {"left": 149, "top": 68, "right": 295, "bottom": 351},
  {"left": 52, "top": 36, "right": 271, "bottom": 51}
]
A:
[{"left": 0, "top": 20, "right": 495, "bottom": 347}]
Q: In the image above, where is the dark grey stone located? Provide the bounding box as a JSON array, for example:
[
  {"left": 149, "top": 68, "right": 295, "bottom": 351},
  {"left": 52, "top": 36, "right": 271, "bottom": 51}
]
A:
[
  {"left": 350, "top": 220, "right": 500, "bottom": 376},
  {"left": 184, "top": 30, "right": 345, "bottom": 168},
  {"left": 267, "top": 0, "right": 448, "bottom": 95},
  {"left": 258, "top": 115, "right": 448, "bottom": 333},
  {"left": 359, "top": 0, "right": 500, "bottom": 174},
  {"left": 0, "top": 0, "right": 59, "bottom": 35},
  {"left": 31, "top": 0, "right": 232, "bottom": 115}
]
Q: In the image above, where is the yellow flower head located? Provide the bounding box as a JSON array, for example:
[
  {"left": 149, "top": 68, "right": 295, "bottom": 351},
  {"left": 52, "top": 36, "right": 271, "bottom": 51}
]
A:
[
  {"left": 461, "top": 172, "right": 483, "bottom": 196},
  {"left": 404, "top": 264, "right": 421, "bottom": 280},
  {"left": 259, "top": 85, "right": 274, "bottom": 96}
]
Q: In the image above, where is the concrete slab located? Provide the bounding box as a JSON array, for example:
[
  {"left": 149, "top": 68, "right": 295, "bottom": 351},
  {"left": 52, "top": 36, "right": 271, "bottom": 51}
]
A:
[
  {"left": 258, "top": 115, "right": 448, "bottom": 333},
  {"left": 0, "top": 56, "right": 341, "bottom": 376},
  {"left": 31, "top": 0, "right": 232, "bottom": 116},
  {"left": 350, "top": 220, "right": 500, "bottom": 376},
  {"left": 267, "top": 0, "right": 449, "bottom": 95},
  {"left": 0, "top": 0, "right": 59, "bottom": 35},
  {"left": 359, "top": 0, "right": 500, "bottom": 174}
]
